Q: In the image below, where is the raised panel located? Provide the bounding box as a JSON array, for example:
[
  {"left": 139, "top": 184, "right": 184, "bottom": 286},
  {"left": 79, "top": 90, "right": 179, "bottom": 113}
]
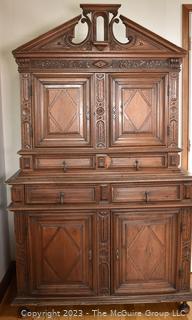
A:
[
  {"left": 28, "top": 212, "right": 96, "bottom": 295},
  {"left": 110, "top": 73, "right": 168, "bottom": 147},
  {"left": 112, "top": 184, "right": 181, "bottom": 203},
  {"left": 113, "top": 209, "right": 178, "bottom": 294},
  {"left": 34, "top": 74, "right": 92, "bottom": 147},
  {"left": 35, "top": 155, "right": 95, "bottom": 170},
  {"left": 25, "top": 185, "right": 97, "bottom": 204},
  {"left": 109, "top": 154, "right": 167, "bottom": 170}
]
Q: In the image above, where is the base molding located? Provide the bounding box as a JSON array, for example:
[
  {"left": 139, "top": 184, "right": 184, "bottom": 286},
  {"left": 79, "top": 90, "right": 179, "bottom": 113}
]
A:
[
  {"left": 12, "top": 291, "right": 192, "bottom": 306},
  {"left": 0, "top": 261, "right": 15, "bottom": 302}
]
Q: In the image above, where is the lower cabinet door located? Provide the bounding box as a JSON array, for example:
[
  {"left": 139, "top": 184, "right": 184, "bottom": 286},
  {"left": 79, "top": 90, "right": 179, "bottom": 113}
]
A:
[
  {"left": 112, "top": 209, "right": 179, "bottom": 295},
  {"left": 28, "top": 212, "right": 96, "bottom": 296}
]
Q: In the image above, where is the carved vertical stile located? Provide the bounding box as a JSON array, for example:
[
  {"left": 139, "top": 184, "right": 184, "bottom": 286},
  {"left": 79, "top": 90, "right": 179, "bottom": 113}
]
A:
[
  {"left": 95, "top": 74, "right": 107, "bottom": 148},
  {"left": 14, "top": 213, "right": 29, "bottom": 294},
  {"left": 97, "top": 211, "right": 110, "bottom": 295},
  {"left": 168, "top": 72, "right": 179, "bottom": 148},
  {"left": 21, "top": 73, "right": 32, "bottom": 149},
  {"left": 177, "top": 209, "right": 192, "bottom": 290}
]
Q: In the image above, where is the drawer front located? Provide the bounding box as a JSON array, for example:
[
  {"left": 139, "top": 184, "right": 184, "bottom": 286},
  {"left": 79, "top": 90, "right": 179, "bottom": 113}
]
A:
[
  {"left": 25, "top": 185, "right": 96, "bottom": 204},
  {"left": 112, "top": 185, "right": 182, "bottom": 203},
  {"left": 109, "top": 155, "right": 167, "bottom": 169},
  {"left": 35, "top": 156, "right": 94, "bottom": 170}
]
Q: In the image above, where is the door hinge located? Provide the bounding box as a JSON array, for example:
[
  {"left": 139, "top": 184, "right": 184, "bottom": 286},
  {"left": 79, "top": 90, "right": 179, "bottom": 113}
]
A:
[
  {"left": 28, "top": 83, "right": 32, "bottom": 97},
  {"left": 178, "top": 267, "right": 184, "bottom": 278},
  {"left": 167, "top": 125, "right": 170, "bottom": 136},
  {"left": 88, "top": 249, "right": 92, "bottom": 261},
  {"left": 25, "top": 224, "right": 28, "bottom": 237},
  {"left": 86, "top": 111, "right": 90, "bottom": 120},
  {"left": 189, "top": 36, "right": 192, "bottom": 51},
  {"left": 167, "top": 84, "right": 170, "bottom": 97},
  {"left": 188, "top": 139, "right": 191, "bottom": 152},
  {"left": 29, "top": 125, "right": 33, "bottom": 137}
]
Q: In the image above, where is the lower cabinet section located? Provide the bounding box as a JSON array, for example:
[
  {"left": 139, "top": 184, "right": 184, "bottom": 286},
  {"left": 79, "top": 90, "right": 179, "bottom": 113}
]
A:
[{"left": 14, "top": 208, "right": 192, "bottom": 302}]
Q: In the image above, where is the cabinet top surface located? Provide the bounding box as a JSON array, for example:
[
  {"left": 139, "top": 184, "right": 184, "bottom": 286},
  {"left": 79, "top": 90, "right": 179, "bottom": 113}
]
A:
[{"left": 7, "top": 170, "right": 192, "bottom": 185}]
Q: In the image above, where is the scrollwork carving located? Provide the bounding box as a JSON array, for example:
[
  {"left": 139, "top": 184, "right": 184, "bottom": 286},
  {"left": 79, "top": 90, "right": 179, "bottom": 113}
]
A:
[
  {"left": 168, "top": 72, "right": 179, "bottom": 148},
  {"left": 178, "top": 209, "right": 192, "bottom": 290},
  {"left": 21, "top": 73, "right": 32, "bottom": 150},
  {"left": 15, "top": 213, "right": 28, "bottom": 294},
  {"left": 95, "top": 74, "right": 107, "bottom": 148},
  {"left": 97, "top": 211, "right": 110, "bottom": 295},
  {"left": 29, "top": 58, "right": 181, "bottom": 71}
]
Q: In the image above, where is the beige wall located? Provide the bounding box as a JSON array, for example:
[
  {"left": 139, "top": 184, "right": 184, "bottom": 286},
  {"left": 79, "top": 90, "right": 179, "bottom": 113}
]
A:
[{"left": 0, "top": 0, "right": 192, "bottom": 274}]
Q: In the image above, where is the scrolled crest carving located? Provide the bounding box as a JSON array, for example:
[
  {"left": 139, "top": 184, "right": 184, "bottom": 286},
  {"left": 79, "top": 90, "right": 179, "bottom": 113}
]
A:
[{"left": 39, "top": 4, "right": 164, "bottom": 52}]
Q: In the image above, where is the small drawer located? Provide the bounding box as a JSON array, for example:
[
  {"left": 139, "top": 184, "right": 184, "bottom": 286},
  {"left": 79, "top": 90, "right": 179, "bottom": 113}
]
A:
[
  {"left": 109, "top": 155, "right": 167, "bottom": 170},
  {"left": 25, "top": 185, "right": 97, "bottom": 204},
  {"left": 35, "top": 156, "right": 95, "bottom": 171},
  {"left": 112, "top": 184, "right": 182, "bottom": 203}
]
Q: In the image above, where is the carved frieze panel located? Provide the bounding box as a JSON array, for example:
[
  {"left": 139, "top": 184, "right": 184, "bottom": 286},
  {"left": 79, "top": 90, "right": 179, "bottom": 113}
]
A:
[{"left": 22, "top": 58, "right": 181, "bottom": 72}]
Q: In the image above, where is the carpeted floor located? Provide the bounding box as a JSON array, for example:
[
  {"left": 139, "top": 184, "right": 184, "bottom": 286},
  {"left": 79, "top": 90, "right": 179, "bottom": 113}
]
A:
[{"left": 0, "top": 279, "right": 192, "bottom": 319}]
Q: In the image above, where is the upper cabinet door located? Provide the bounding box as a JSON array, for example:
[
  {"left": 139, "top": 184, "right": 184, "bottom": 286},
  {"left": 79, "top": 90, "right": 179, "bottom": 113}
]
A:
[
  {"left": 33, "top": 74, "right": 92, "bottom": 147},
  {"left": 110, "top": 73, "right": 168, "bottom": 147}
]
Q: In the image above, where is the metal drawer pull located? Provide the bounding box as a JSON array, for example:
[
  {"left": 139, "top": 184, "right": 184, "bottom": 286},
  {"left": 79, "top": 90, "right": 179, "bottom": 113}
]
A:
[
  {"left": 63, "top": 161, "right": 67, "bottom": 173},
  {"left": 116, "top": 249, "right": 119, "bottom": 260},
  {"left": 145, "top": 191, "right": 149, "bottom": 202},
  {"left": 134, "top": 160, "right": 139, "bottom": 171},
  {"left": 60, "top": 192, "right": 65, "bottom": 204}
]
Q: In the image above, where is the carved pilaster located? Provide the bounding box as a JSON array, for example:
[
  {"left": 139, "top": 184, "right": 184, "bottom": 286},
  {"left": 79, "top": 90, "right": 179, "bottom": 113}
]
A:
[
  {"left": 14, "top": 213, "right": 29, "bottom": 295},
  {"left": 97, "top": 211, "right": 110, "bottom": 295},
  {"left": 21, "top": 73, "right": 32, "bottom": 150},
  {"left": 168, "top": 72, "right": 179, "bottom": 148},
  {"left": 178, "top": 209, "right": 192, "bottom": 290},
  {"left": 20, "top": 155, "right": 34, "bottom": 171},
  {"left": 95, "top": 74, "right": 107, "bottom": 148},
  {"left": 168, "top": 153, "right": 180, "bottom": 168},
  {"left": 11, "top": 185, "right": 24, "bottom": 204}
]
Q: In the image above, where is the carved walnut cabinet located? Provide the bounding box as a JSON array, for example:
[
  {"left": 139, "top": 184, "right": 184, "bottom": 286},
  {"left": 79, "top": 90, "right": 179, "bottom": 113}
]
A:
[{"left": 7, "top": 4, "right": 192, "bottom": 311}]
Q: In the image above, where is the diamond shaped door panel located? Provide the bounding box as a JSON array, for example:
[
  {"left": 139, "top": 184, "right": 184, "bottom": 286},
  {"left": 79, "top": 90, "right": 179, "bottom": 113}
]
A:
[
  {"left": 34, "top": 74, "right": 92, "bottom": 147},
  {"left": 110, "top": 74, "right": 168, "bottom": 147},
  {"left": 113, "top": 210, "right": 178, "bottom": 294},
  {"left": 29, "top": 213, "right": 95, "bottom": 295}
]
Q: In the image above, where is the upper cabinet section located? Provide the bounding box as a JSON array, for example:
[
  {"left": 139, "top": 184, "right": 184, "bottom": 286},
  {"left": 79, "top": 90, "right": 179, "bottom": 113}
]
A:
[{"left": 13, "top": 4, "right": 186, "bottom": 61}]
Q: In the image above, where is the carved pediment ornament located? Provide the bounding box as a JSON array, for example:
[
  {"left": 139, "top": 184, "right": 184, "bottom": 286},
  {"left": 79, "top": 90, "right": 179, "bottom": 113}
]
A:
[{"left": 39, "top": 4, "right": 163, "bottom": 52}]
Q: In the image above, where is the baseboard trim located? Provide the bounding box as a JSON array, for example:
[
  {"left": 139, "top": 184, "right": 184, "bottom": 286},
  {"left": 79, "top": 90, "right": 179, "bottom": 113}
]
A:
[{"left": 0, "top": 261, "right": 15, "bottom": 302}]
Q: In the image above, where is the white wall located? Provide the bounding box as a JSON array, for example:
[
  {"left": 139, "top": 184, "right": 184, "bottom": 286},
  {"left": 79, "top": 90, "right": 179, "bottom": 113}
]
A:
[
  {"left": 0, "top": 0, "right": 192, "bottom": 275},
  {"left": 0, "top": 71, "right": 10, "bottom": 282}
]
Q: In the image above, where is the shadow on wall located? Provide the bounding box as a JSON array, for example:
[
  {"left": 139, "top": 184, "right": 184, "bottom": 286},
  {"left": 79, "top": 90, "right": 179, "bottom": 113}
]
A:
[{"left": 0, "top": 68, "right": 10, "bottom": 282}]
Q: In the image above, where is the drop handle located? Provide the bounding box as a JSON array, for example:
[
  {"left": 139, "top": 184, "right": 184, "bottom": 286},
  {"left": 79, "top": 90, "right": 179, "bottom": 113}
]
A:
[
  {"left": 63, "top": 161, "right": 67, "bottom": 173},
  {"left": 145, "top": 191, "right": 149, "bottom": 203},
  {"left": 60, "top": 192, "right": 65, "bottom": 204},
  {"left": 134, "top": 160, "right": 139, "bottom": 171}
]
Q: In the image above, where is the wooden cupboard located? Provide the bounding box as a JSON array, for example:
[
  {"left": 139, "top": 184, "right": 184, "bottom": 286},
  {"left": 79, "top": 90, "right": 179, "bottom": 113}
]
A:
[{"left": 7, "top": 3, "right": 192, "bottom": 313}]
